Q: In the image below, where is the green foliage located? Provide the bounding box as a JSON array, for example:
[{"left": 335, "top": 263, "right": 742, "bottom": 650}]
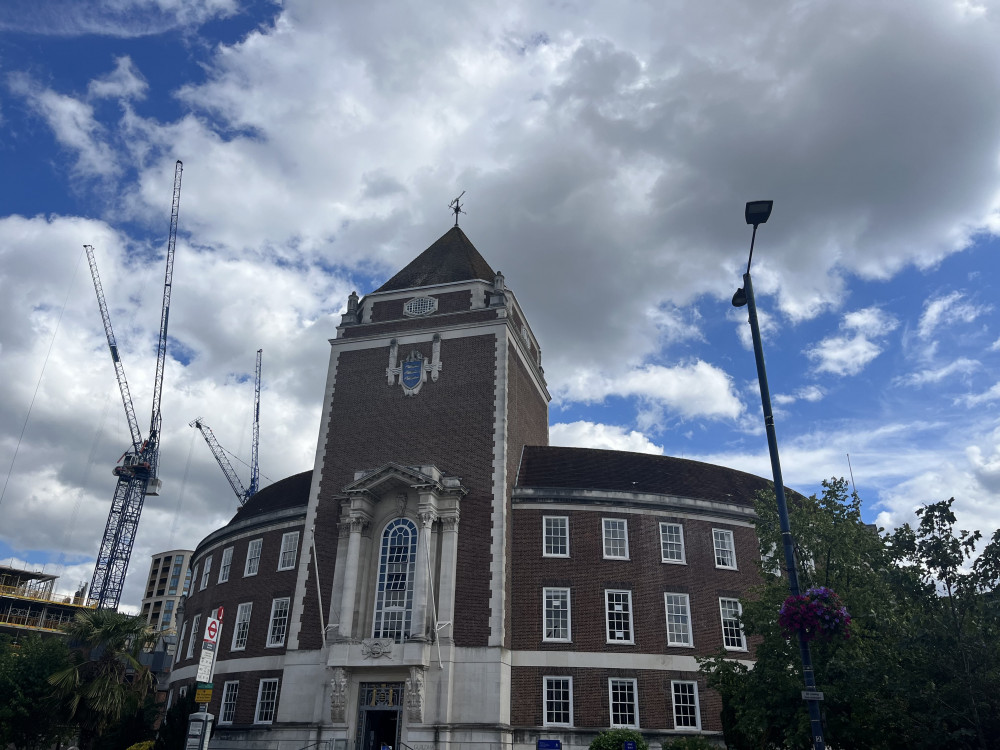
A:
[
  {"left": 588, "top": 728, "right": 648, "bottom": 750},
  {"left": 662, "top": 737, "right": 717, "bottom": 749},
  {"left": 155, "top": 690, "right": 197, "bottom": 750},
  {"left": 700, "top": 480, "right": 1000, "bottom": 750},
  {"left": 0, "top": 634, "right": 74, "bottom": 750},
  {"left": 49, "top": 608, "right": 158, "bottom": 750}
]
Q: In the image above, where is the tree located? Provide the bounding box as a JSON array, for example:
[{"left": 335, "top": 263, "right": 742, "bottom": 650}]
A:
[
  {"left": 50, "top": 608, "right": 158, "bottom": 750},
  {"left": 0, "top": 634, "right": 74, "bottom": 750},
  {"left": 154, "top": 689, "right": 196, "bottom": 750},
  {"left": 589, "top": 729, "right": 648, "bottom": 750},
  {"left": 886, "top": 499, "right": 1000, "bottom": 748},
  {"left": 700, "top": 480, "right": 1000, "bottom": 750}
]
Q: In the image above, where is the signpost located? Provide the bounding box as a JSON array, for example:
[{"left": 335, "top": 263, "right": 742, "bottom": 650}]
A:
[{"left": 187, "top": 607, "right": 223, "bottom": 750}]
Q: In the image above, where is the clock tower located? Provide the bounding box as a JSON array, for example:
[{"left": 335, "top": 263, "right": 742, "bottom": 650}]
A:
[{"left": 282, "top": 226, "right": 550, "bottom": 750}]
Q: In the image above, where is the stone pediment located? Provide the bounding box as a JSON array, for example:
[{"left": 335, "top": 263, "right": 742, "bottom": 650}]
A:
[{"left": 342, "top": 463, "right": 467, "bottom": 500}]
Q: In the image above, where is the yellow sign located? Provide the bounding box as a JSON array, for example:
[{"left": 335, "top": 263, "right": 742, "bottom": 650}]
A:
[{"left": 195, "top": 688, "right": 212, "bottom": 703}]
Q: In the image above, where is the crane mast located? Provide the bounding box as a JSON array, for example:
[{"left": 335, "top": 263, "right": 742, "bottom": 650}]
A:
[
  {"left": 88, "top": 160, "right": 183, "bottom": 610},
  {"left": 191, "top": 349, "right": 262, "bottom": 506},
  {"left": 249, "top": 348, "right": 262, "bottom": 497},
  {"left": 189, "top": 418, "right": 250, "bottom": 503},
  {"left": 84, "top": 245, "right": 143, "bottom": 454}
]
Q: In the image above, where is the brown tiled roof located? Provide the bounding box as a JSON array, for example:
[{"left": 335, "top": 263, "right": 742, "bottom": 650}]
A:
[
  {"left": 516, "top": 445, "right": 783, "bottom": 506},
  {"left": 228, "top": 470, "right": 311, "bottom": 525},
  {"left": 374, "top": 226, "right": 496, "bottom": 292}
]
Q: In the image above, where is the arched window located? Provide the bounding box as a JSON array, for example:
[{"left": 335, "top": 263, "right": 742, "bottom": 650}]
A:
[{"left": 372, "top": 518, "right": 417, "bottom": 642}]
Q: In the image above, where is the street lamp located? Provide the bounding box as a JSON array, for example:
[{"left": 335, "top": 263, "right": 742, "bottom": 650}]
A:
[{"left": 732, "top": 201, "right": 827, "bottom": 750}]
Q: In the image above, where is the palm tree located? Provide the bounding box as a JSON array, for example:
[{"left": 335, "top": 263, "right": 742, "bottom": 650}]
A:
[{"left": 50, "top": 609, "right": 158, "bottom": 750}]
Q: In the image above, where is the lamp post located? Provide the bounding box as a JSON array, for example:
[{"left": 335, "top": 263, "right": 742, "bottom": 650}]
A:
[{"left": 732, "top": 201, "right": 826, "bottom": 750}]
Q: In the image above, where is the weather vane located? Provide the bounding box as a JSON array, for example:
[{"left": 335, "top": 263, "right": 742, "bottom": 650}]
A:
[{"left": 449, "top": 191, "right": 466, "bottom": 227}]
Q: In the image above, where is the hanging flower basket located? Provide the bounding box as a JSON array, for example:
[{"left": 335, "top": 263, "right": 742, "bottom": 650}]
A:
[{"left": 778, "top": 586, "right": 851, "bottom": 642}]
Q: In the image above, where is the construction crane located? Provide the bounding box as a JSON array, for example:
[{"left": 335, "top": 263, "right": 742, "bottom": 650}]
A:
[
  {"left": 190, "top": 348, "right": 262, "bottom": 506},
  {"left": 86, "top": 160, "right": 183, "bottom": 610}
]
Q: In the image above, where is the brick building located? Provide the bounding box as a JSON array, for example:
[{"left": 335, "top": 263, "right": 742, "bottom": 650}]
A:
[{"left": 168, "top": 226, "right": 773, "bottom": 749}]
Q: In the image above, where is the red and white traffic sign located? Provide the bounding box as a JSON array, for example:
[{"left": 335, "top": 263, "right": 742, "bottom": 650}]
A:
[{"left": 203, "top": 617, "right": 221, "bottom": 645}]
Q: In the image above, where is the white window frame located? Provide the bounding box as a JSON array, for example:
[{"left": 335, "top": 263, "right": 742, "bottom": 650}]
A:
[
  {"left": 190, "top": 564, "right": 199, "bottom": 589},
  {"left": 178, "top": 621, "right": 188, "bottom": 654},
  {"left": 664, "top": 592, "right": 694, "bottom": 647},
  {"left": 713, "top": 528, "right": 738, "bottom": 570},
  {"left": 200, "top": 555, "right": 212, "bottom": 590},
  {"left": 231, "top": 602, "right": 253, "bottom": 651},
  {"left": 543, "top": 587, "right": 571, "bottom": 642},
  {"left": 542, "top": 516, "right": 569, "bottom": 557},
  {"left": 720, "top": 597, "right": 747, "bottom": 651},
  {"left": 372, "top": 518, "right": 417, "bottom": 642},
  {"left": 219, "top": 547, "right": 234, "bottom": 583},
  {"left": 254, "top": 678, "right": 279, "bottom": 724},
  {"left": 608, "top": 678, "right": 639, "bottom": 728},
  {"left": 602, "top": 518, "right": 629, "bottom": 560},
  {"left": 277, "top": 531, "right": 300, "bottom": 571},
  {"left": 542, "top": 676, "right": 573, "bottom": 727},
  {"left": 245, "top": 538, "right": 262, "bottom": 576},
  {"left": 659, "top": 522, "right": 686, "bottom": 564},
  {"left": 671, "top": 680, "right": 701, "bottom": 731},
  {"left": 179, "top": 685, "right": 188, "bottom": 698},
  {"left": 219, "top": 680, "right": 239, "bottom": 725},
  {"left": 185, "top": 614, "right": 201, "bottom": 659},
  {"left": 605, "top": 589, "right": 634, "bottom": 644},
  {"left": 267, "top": 597, "right": 290, "bottom": 647}
]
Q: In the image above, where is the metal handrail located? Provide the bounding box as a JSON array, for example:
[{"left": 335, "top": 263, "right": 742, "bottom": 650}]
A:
[{"left": 0, "top": 583, "right": 95, "bottom": 607}]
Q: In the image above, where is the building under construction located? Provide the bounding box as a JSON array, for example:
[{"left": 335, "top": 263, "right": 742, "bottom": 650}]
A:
[{"left": 0, "top": 562, "right": 92, "bottom": 638}]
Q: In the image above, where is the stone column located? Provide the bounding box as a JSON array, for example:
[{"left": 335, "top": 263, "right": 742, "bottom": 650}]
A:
[
  {"left": 409, "top": 511, "right": 436, "bottom": 640},
  {"left": 338, "top": 513, "right": 369, "bottom": 639},
  {"left": 436, "top": 513, "right": 460, "bottom": 642}
]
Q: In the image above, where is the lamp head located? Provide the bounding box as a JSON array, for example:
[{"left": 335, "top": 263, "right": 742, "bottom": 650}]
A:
[
  {"left": 732, "top": 287, "right": 747, "bottom": 307},
  {"left": 745, "top": 200, "right": 773, "bottom": 227}
]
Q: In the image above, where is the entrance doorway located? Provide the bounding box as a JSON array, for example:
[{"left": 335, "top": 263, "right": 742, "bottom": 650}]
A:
[
  {"left": 356, "top": 683, "right": 404, "bottom": 750},
  {"left": 361, "top": 708, "right": 398, "bottom": 750}
]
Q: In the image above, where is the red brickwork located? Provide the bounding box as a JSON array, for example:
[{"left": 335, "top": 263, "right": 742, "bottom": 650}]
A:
[
  {"left": 510, "top": 509, "right": 760, "bottom": 654},
  {"left": 177, "top": 525, "right": 303, "bottom": 668},
  {"left": 369, "top": 290, "right": 472, "bottom": 323},
  {"left": 510, "top": 666, "right": 720, "bottom": 732},
  {"left": 304, "top": 335, "right": 500, "bottom": 647},
  {"left": 297, "top": 494, "right": 342, "bottom": 650},
  {"left": 174, "top": 669, "right": 283, "bottom": 728},
  {"left": 503, "top": 344, "right": 550, "bottom": 647},
  {"left": 340, "top": 309, "right": 498, "bottom": 338}
]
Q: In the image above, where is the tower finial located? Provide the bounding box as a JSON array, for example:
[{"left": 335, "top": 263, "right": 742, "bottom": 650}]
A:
[{"left": 449, "top": 191, "right": 466, "bottom": 227}]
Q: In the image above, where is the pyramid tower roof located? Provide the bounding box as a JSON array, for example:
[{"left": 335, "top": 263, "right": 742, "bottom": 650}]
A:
[{"left": 375, "top": 226, "right": 496, "bottom": 292}]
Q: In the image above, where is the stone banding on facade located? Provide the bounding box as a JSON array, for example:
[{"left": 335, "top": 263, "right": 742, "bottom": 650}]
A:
[{"left": 169, "top": 226, "right": 778, "bottom": 749}]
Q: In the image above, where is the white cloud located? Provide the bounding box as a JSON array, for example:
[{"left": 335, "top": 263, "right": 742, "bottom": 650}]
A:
[
  {"left": 550, "top": 421, "right": 664, "bottom": 454},
  {"left": 0, "top": 0, "right": 239, "bottom": 37},
  {"left": 773, "top": 385, "right": 826, "bottom": 406},
  {"left": 895, "top": 357, "right": 979, "bottom": 387},
  {"left": 88, "top": 56, "right": 148, "bottom": 101},
  {"left": 555, "top": 361, "right": 744, "bottom": 421},
  {"left": 5, "top": 0, "right": 1000, "bottom": 606},
  {"left": 732, "top": 303, "right": 780, "bottom": 352},
  {"left": 806, "top": 307, "right": 898, "bottom": 376},
  {"left": 8, "top": 74, "right": 119, "bottom": 178},
  {"left": 918, "top": 291, "right": 991, "bottom": 338},
  {"left": 961, "top": 381, "right": 1000, "bottom": 406}
]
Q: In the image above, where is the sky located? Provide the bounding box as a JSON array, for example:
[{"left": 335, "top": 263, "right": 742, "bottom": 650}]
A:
[{"left": 2, "top": 0, "right": 1000, "bottom": 611}]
